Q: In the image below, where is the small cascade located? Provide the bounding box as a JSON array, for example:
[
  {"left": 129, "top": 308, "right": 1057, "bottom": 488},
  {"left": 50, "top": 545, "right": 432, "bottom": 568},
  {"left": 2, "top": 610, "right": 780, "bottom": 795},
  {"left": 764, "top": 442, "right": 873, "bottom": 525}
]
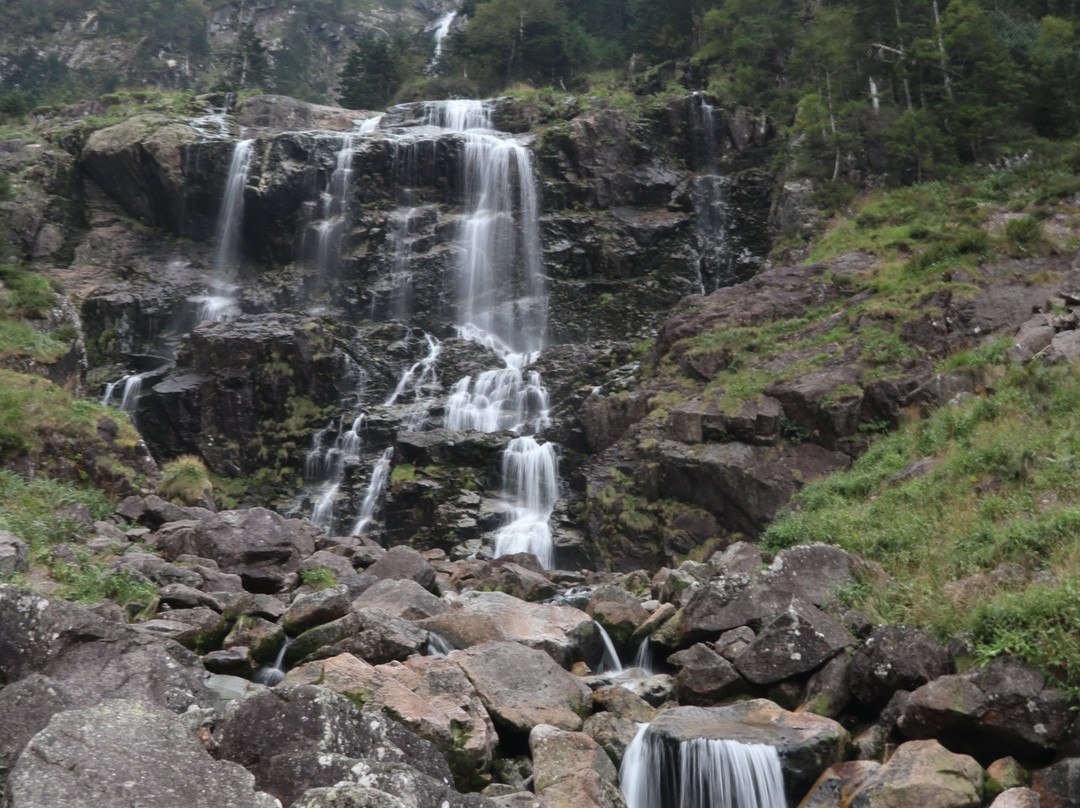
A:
[
  {"left": 305, "top": 415, "right": 366, "bottom": 533},
  {"left": 491, "top": 437, "right": 558, "bottom": 568},
  {"left": 595, "top": 622, "right": 624, "bottom": 675},
  {"left": 620, "top": 724, "right": 787, "bottom": 808},
  {"left": 688, "top": 95, "right": 735, "bottom": 294},
  {"left": 384, "top": 333, "right": 441, "bottom": 431},
  {"left": 631, "top": 637, "right": 657, "bottom": 676},
  {"left": 426, "top": 632, "right": 454, "bottom": 657},
  {"left": 359, "top": 114, "right": 383, "bottom": 133},
  {"left": 352, "top": 447, "right": 394, "bottom": 537},
  {"left": 254, "top": 637, "right": 292, "bottom": 686},
  {"left": 427, "top": 10, "right": 457, "bottom": 74},
  {"left": 102, "top": 374, "right": 143, "bottom": 416},
  {"left": 386, "top": 205, "right": 427, "bottom": 320},
  {"left": 307, "top": 132, "right": 357, "bottom": 279},
  {"left": 444, "top": 367, "right": 549, "bottom": 434},
  {"left": 194, "top": 287, "right": 240, "bottom": 323},
  {"left": 215, "top": 139, "right": 255, "bottom": 275}
]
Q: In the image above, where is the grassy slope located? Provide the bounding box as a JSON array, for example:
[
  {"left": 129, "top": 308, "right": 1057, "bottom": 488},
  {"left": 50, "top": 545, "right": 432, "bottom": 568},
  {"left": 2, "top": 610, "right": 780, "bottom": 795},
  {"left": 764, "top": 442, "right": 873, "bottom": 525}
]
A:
[{"left": 759, "top": 140, "right": 1080, "bottom": 698}]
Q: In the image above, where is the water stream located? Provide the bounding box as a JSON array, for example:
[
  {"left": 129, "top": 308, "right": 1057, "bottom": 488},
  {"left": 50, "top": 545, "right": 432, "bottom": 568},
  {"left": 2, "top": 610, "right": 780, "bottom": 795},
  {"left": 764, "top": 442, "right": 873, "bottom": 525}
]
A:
[{"left": 620, "top": 724, "right": 787, "bottom": 808}]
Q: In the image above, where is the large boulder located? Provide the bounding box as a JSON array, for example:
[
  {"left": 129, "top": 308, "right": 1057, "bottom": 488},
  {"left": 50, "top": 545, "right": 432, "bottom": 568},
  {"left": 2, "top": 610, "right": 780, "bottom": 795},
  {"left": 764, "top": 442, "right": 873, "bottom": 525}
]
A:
[
  {"left": 529, "top": 724, "right": 627, "bottom": 808},
  {"left": 365, "top": 545, "right": 439, "bottom": 593},
  {"left": 354, "top": 578, "right": 449, "bottom": 620},
  {"left": 848, "top": 624, "right": 952, "bottom": 712},
  {"left": 418, "top": 590, "right": 598, "bottom": 668},
  {"left": 5, "top": 699, "right": 277, "bottom": 808},
  {"left": 287, "top": 653, "right": 498, "bottom": 786},
  {"left": 668, "top": 643, "right": 746, "bottom": 705},
  {"left": 801, "top": 739, "right": 985, "bottom": 808},
  {"left": 286, "top": 607, "right": 428, "bottom": 665},
  {"left": 897, "top": 655, "right": 1072, "bottom": 763},
  {"left": 644, "top": 700, "right": 848, "bottom": 797},
  {"left": 217, "top": 683, "right": 456, "bottom": 807},
  {"left": 450, "top": 641, "right": 593, "bottom": 735},
  {"left": 150, "top": 507, "right": 318, "bottom": 591},
  {"left": 733, "top": 599, "right": 854, "bottom": 685}
]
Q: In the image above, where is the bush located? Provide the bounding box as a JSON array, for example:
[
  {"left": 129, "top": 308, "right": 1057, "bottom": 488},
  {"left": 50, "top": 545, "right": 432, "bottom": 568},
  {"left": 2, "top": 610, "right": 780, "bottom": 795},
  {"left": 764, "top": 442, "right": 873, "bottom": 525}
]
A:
[{"left": 159, "top": 455, "right": 213, "bottom": 505}]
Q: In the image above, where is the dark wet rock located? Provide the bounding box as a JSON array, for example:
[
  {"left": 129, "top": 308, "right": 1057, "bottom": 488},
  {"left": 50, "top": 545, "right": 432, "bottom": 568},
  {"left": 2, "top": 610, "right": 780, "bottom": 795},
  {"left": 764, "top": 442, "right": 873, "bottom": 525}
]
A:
[
  {"left": 203, "top": 646, "right": 255, "bottom": 677},
  {"left": 224, "top": 614, "right": 287, "bottom": 661},
  {"left": 733, "top": 599, "right": 855, "bottom": 686},
  {"left": 849, "top": 625, "right": 952, "bottom": 713},
  {"left": 802, "top": 650, "right": 853, "bottom": 719},
  {"left": 149, "top": 507, "right": 318, "bottom": 590},
  {"left": 656, "top": 439, "right": 851, "bottom": 537},
  {"left": 897, "top": 655, "right": 1072, "bottom": 764},
  {"left": 450, "top": 641, "right": 593, "bottom": 734},
  {"left": 5, "top": 699, "right": 277, "bottom": 808},
  {"left": 1032, "top": 757, "right": 1080, "bottom": 808},
  {"left": 218, "top": 683, "right": 455, "bottom": 807},
  {"left": 668, "top": 643, "right": 746, "bottom": 705}
]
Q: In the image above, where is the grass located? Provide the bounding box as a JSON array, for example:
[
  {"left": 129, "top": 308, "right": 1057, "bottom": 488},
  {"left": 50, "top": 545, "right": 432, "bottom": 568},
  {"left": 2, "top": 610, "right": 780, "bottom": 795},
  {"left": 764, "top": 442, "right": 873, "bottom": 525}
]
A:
[
  {"left": 762, "top": 362, "right": 1080, "bottom": 699},
  {"left": 159, "top": 455, "right": 213, "bottom": 505}
]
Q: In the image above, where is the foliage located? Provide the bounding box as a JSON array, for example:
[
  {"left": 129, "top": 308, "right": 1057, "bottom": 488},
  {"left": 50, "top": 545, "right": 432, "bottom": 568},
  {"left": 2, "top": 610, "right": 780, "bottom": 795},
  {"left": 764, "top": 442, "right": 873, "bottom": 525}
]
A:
[
  {"left": 763, "top": 363, "right": 1080, "bottom": 697},
  {"left": 159, "top": 454, "right": 213, "bottom": 505},
  {"left": 0, "top": 261, "right": 56, "bottom": 319},
  {"left": 339, "top": 31, "right": 413, "bottom": 110},
  {"left": 300, "top": 566, "right": 338, "bottom": 590}
]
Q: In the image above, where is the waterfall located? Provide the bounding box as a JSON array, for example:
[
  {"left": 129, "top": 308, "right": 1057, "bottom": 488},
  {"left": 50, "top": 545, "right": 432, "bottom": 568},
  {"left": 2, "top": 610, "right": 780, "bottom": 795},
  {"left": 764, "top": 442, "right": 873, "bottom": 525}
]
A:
[
  {"left": 443, "top": 367, "right": 549, "bottom": 434},
  {"left": 632, "top": 637, "right": 657, "bottom": 676},
  {"left": 689, "top": 95, "right": 735, "bottom": 294},
  {"left": 305, "top": 416, "right": 365, "bottom": 533},
  {"left": 620, "top": 724, "right": 787, "bottom": 808},
  {"left": 254, "top": 637, "right": 292, "bottom": 686},
  {"left": 491, "top": 437, "right": 557, "bottom": 569},
  {"left": 426, "top": 632, "right": 454, "bottom": 657},
  {"left": 300, "top": 132, "right": 357, "bottom": 287},
  {"left": 102, "top": 374, "right": 143, "bottom": 416},
  {"left": 595, "top": 622, "right": 624, "bottom": 675},
  {"left": 427, "top": 11, "right": 457, "bottom": 74},
  {"left": 202, "top": 138, "right": 254, "bottom": 323},
  {"left": 352, "top": 447, "right": 394, "bottom": 537},
  {"left": 215, "top": 139, "right": 254, "bottom": 276}
]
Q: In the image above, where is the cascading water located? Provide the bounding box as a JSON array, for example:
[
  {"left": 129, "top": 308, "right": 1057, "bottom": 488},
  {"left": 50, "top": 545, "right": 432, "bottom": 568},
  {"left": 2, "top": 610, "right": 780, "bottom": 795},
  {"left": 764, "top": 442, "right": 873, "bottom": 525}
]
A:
[
  {"left": 102, "top": 374, "right": 143, "bottom": 417},
  {"left": 426, "top": 10, "right": 457, "bottom": 74},
  {"left": 595, "top": 622, "right": 624, "bottom": 675},
  {"left": 491, "top": 437, "right": 558, "bottom": 568},
  {"left": 306, "top": 132, "right": 357, "bottom": 281},
  {"left": 426, "top": 632, "right": 454, "bottom": 658},
  {"left": 632, "top": 637, "right": 657, "bottom": 676},
  {"left": 620, "top": 724, "right": 787, "bottom": 808},
  {"left": 203, "top": 138, "right": 254, "bottom": 322},
  {"left": 352, "top": 447, "right": 394, "bottom": 537},
  {"left": 254, "top": 637, "right": 292, "bottom": 686},
  {"left": 689, "top": 95, "right": 735, "bottom": 295},
  {"left": 384, "top": 333, "right": 441, "bottom": 430}
]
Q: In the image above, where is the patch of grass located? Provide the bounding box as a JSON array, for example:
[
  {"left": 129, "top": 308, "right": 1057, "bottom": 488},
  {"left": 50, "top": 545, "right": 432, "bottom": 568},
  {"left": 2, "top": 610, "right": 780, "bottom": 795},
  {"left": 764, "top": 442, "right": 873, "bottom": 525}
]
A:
[
  {"left": 0, "top": 261, "right": 56, "bottom": 319},
  {"left": 159, "top": 455, "right": 213, "bottom": 505},
  {"left": 0, "top": 320, "right": 68, "bottom": 362},
  {"left": 763, "top": 363, "right": 1080, "bottom": 698},
  {"left": 300, "top": 566, "right": 338, "bottom": 590}
]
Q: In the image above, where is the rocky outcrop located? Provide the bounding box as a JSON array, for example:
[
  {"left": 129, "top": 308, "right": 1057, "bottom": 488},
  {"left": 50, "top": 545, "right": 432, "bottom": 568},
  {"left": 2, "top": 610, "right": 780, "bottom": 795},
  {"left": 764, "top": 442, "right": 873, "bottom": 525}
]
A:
[
  {"left": 529, "top": 724, "right": 627, "bottom": 808},
  {"left": 5, "top": 699, "right": 278, "bottom": 808}
]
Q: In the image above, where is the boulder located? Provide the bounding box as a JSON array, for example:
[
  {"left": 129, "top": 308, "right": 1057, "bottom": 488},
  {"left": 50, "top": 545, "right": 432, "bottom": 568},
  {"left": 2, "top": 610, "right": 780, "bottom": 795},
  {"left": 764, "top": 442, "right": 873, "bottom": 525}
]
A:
[
  {"left": 529, "top": 724, "right": 627, "bottom": 808},
  {"left": 354, "top": 578, "right": 449, "bottom": 620},
  {"left": 668, "top": 643, "right": 746, "bottom": 705},
  {"left": 587, "top": 584, "right": 651, "bottom": 646},
  {"left": 798, "top": 760, "right": 882, "bottom": 808},
  {"left": 849, "top": 625, "right": 952, "bottom": 712},
  {"left": 365, "top": 545, "right": 439, "bottom": 593},
  {"left": 449, "top": 558, "right": 558, "bottom": 602},
  {"left": 897, "top": 655, "right": 1072, "bottom": 763},
  {"left": 218, "top": 683, "right": 454, "bottom": 807},
  {"left": 1032, "top": 757, "right": 1080, "bottom": 808},
  {"left": 733, "top": 599, "right": 854, "bottom": 686},
  {"left": 287, "top": 653, "right": 498, "bottom": 785},
  {"left": 5, "top": 699, "right": 277, "bottom": 808},
  {"left": 591, "top": 685, "right": 656, "bottom": 724},
  {"left": 837, "top": 739, "right": 985, "bottom": 808},
  {"left": 150, "top": 507, "right": 318, "bottom": 589},
  {"left": 0, "top": 530, "right": 29, "bottom": 577},
  {"left": 582, "top": 712, "right": 641, "bottom": 768},
  {"left": 989, "top": 789, "right": 1042, "bottom": 808},
  {"left": 645, "top": 700, "right": 848, "bottom": 796},
  {"left": 281, "top": 585, "right": 352, "bottom": 635},
  {"left": 417, "top": 590, "right": 598, "bottom": 667},
  {"left": 287, "top": 607, "right": 428, "bottom": 665},
  {"left": 451, "top": 641, "right": 593, "bottom": 734}
]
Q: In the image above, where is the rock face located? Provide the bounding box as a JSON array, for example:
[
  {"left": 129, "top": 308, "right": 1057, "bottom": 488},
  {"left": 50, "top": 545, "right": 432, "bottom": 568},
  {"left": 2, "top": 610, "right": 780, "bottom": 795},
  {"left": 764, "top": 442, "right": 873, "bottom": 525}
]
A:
[
  {"left": 848, "top": 624, "right": 953, "bottom": 712},
  {"left": 5, "top": 699, "right": 278, "bottom": 808},
  {"left": 529, "top": 724, "right": 627, "bottom": 808}
]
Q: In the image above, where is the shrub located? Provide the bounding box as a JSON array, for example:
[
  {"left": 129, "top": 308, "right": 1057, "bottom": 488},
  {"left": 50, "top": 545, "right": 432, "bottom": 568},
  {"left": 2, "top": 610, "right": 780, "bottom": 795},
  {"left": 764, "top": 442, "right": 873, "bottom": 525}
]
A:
[
  {"left": 300, "top": 566, "right": 338, "bottom": 590},
  {"left": 159, "top": 455, "right": 213, "bottom": 505}
]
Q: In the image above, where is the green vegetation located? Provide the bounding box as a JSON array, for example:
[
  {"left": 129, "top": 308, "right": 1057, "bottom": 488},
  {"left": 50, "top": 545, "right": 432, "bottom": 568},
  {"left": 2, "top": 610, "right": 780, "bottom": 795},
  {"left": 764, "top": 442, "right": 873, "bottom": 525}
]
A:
[
  {"left": 763, "top": 363, "right": 1080, "bottom": 698},
  {"left": 159, "top": 455, "right": 213, "bottom": 505},
  {"left": 300, "top": 566, "right": 339, "bottom": 590}
]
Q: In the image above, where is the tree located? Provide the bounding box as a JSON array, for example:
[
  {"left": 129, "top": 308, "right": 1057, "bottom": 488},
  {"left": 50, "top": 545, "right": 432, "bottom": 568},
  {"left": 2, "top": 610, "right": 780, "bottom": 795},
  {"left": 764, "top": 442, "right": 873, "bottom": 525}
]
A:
[{"left": 339, "top": 32, "right": 400, "bottom": 110}]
